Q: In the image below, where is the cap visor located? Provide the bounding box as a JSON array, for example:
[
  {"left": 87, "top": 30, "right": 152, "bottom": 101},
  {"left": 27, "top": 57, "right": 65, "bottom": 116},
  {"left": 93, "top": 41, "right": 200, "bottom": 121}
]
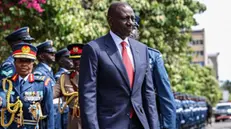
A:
[{"left": 13, "top": 54, "right": 36, "bottom": 60}]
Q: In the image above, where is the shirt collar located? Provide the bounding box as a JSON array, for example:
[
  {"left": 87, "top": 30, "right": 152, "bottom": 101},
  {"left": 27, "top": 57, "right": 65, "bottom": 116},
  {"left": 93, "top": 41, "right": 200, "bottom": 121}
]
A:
[
  {"left": 41, "top": 63, "right": 52, "bottom": 71},
  {"left": 60, "top": 67, "right": 68, "bottom": 73},
  {"left": 110, "top": 30, "right": 130, "bottom": 47},
  {"left": 19, "top": 74, "right": 29, "bottom": 82}
]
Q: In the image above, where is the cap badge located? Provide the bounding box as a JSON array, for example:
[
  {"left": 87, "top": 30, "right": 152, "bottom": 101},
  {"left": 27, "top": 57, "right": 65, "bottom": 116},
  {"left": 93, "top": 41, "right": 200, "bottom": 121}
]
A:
[
  {"left": 73, "top": 47, "right": 78, "bottom": 53},
  {"left": 22, "top": 46, "right": 30, "bottom": 53}
]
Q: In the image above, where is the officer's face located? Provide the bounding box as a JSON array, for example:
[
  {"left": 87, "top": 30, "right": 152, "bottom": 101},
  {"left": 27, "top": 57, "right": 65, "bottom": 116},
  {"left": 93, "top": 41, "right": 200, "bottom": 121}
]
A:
[
  {"left": 14, "top": 58, "right": 34, "bottom": 78},
  {"left": 72, "top": 59, "right": 80, "bottom": 72},
  {"left": 43, "top": 52, "right": 56, "bottom": 64},
  {"left": 60, "top": 57, "right": 74, "bottom": 70},
  {"left": 109, "top": 5, "right": 135, "bottom": 39}
]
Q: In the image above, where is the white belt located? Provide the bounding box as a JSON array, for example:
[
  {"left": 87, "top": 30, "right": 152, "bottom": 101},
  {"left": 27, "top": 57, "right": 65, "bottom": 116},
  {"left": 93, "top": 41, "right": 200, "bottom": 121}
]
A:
[{"left": 53, "top": 98, "right": 61, "bottom": 104}]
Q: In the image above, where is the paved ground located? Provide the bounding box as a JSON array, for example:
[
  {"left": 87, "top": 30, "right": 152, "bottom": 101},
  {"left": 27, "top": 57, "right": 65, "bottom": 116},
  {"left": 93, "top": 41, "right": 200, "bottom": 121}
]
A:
[{"left": 206, "top": 119, "right": 231, "bottom": 129}]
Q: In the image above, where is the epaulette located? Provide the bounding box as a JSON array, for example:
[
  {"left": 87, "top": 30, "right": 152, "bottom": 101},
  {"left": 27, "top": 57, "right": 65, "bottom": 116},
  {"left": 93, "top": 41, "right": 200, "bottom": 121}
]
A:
[
  {"left": 33, "top": 71, "right": 43, "bottom": 76},
  {"left": 1, "top": 62, "right": 11, "bottom": 67},
  {"left": 0, "top": 62, "right": 15, "bottom": 77},
  {"left": 34, "top": 75, "right": 46, "bottom": 81},
  {"left": 148, "top": 47, "right": 160, "bottom": 53}
]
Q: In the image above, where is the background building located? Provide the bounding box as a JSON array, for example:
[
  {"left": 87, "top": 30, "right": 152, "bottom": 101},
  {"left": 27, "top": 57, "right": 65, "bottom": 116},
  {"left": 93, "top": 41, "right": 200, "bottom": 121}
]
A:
[
  {"left": 189, "top": 29, "right": 220, "bottom": 80},
  {"left": 189, "top": 29, "right": 207, "bottom": 66}
]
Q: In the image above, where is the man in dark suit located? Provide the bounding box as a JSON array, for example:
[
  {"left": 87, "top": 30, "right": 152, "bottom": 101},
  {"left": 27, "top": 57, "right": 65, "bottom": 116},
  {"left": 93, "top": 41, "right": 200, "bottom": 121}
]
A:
[{"left": 79, "top": 2, "right": 159, "bottom": 129}]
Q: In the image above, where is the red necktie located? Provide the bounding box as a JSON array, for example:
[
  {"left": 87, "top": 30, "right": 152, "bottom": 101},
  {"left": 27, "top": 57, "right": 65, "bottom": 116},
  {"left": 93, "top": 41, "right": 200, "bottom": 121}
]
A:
[
  {"left": 121, "top": 41, "right": 134, "bottom": 87},
  {"left": 121, "top": 41, "right": 134, "bottom": 118}
]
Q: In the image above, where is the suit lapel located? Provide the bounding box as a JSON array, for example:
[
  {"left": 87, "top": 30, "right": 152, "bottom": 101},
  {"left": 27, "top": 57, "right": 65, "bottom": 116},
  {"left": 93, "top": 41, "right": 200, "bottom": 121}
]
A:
[
  {"left": 104, "top": 34, "right": 130, "bottom": 88},
  {"left": 129, "top": 38, "right": 140, "bottom": 93}
]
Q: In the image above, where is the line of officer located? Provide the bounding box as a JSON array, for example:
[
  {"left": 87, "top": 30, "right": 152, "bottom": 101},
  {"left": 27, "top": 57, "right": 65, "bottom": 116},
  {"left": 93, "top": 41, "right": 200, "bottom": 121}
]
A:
[
  {"left": 174, "top": 92, "right": 208, "bottom": 129},
  {"left": 32, "top": 41, "right": 62, "bottom": 129},
  {"left": 0, "top": 27, "right": 34, "bottom": 81},
  {"left": 0, "top": 42, "right": 54, "bottom": 129},
  {"left": 53, "top": 44, "right": 83, "bottom": 129},
  {"left": 54, "top": 48, "right": 74, "bottom": 129}
]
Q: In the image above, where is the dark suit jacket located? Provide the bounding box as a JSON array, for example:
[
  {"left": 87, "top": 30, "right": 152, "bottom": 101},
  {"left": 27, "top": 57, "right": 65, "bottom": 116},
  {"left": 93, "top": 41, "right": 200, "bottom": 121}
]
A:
[{"left": 79, "top": 33, "right": 160, "bottom": 129}]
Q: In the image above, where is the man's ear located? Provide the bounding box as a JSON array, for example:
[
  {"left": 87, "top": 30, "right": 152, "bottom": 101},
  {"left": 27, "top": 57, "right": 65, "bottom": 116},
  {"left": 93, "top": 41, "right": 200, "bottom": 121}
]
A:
[
  {"left": 107, "top": 16, "right": 113, "bottom": 27},
  {"left": 38, "top": 53, "right": 44, "bottom": 60}
]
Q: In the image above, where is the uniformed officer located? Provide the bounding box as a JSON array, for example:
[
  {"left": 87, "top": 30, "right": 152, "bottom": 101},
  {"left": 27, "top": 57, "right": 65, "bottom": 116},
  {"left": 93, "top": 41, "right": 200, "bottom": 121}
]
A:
[
  {"left": 33, "top": 40, "right": 60, "bottom": 129},
  {"left": 0, "top": 27, "right": 34, "bottom": 80},
  {"left": 53, "top": 44, "right": 83, "bottom": 129},
  {"left": 55, "top": 48, "right": 73, "bottom": 81},
  {"left": 130, "top": 15, "right": 176, "bottom": 129},
  {"left": 33, "top": 40, "right": 56, "bottom": 86},
  {"left": 0, "top": 42, "right": 54, "bottom": 129},
  {"left": 55, "top": 48, "right": 74, "bottom": 129}
]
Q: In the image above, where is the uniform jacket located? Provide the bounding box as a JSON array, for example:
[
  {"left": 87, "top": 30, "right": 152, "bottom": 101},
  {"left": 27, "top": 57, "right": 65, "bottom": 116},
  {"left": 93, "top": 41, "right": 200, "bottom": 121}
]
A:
[
  {"left": 0, "top": 73, "right": 54, "bottom": 129},
  {"left": 53, "top": 71, "right": 81, "bottom": 129},
  {"left": 148, "top": 48, "right": 176, "bottom": 129},
  {"left": 53, "top": 71, "right": 79, "bottom": 107},
  {"left": 33, "top": 63, "right": 56, "bottom": 87},
  {"left": 54, "top": 68, "right": 69, "bottom": 81},
  {"left": 79, "top": 33, "right": 159, "bottom": 129}
]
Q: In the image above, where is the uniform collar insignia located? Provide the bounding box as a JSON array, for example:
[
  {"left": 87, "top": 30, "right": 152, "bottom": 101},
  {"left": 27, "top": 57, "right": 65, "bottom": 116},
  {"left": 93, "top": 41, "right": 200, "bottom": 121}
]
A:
[
  {"left": 28, "top": 74, "right": 34, "bottom": 82},
  {"left": 70, "top": 71, "right": 76, "bottom": 79},
  {"left": 11, "top": 74, "right": 19, "bottom": 82}
]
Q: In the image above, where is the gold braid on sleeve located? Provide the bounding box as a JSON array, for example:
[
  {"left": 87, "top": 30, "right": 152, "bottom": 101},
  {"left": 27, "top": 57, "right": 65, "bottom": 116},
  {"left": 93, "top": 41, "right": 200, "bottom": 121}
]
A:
[
  {"left": 58, "top": 74, "right": 79, "bottom": 119},
  {"left": 1, "top": 78, "right": 24, "bottom": 128}
]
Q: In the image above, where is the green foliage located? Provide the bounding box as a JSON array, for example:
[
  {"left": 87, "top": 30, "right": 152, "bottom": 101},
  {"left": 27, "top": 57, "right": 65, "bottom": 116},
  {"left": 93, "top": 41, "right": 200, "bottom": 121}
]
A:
[
  {"left": 221, "top": 80, "right": 231, "bottom": 92},
  {"left": 0, "top": 0, "right": 221, "bottom": 105}
]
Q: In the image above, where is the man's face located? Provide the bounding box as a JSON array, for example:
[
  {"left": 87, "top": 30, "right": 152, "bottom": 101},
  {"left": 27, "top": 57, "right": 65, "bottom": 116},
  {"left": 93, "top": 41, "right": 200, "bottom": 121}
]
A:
[
  {"left": 72, "top": 59, "right": 80, "bottom": 72},
  {"left": 41, "top": 52, "right": 56, "bottom": 64},
  {"left": 109, "top": 5, "right": 135, "bottom": 39},
  {"left": 60, "top": 56, "right": 74, "bottom": 70},
  {"left": 14, "top": 58, "right": 34, "bottom": 77}
]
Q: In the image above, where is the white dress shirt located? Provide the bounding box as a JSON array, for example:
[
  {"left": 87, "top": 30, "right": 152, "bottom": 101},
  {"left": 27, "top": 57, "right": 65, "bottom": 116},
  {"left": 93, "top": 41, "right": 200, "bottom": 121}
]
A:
[
  {"left": 19, "top": 74, "right": 29, "bottom": 83},
  {"left": 110, "top": 31, "right": 134, "bottom": 69}
]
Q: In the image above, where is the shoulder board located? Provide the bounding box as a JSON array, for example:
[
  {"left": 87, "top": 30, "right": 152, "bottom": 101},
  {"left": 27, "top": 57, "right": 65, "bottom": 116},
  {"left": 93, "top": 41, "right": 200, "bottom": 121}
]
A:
[
  {"left": 34, "top": 75, "right": 46, "bottom": 81},
  {"left": 148, "top": 47, "right": 160, "bottom": 53},
  {"left": 33, "top": 71, "right": 43, "bottom": 76},
  {"left": 0, "top": 62, "right": 15, "bottom": 78},
  {"left": 1, "top": 62, "right": 12, "bottom": 67}
]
